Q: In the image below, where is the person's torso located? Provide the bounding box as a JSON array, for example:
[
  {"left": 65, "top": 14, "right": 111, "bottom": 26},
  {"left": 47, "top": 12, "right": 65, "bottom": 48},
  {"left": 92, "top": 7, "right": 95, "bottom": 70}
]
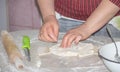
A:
[{"left": 55, "top": 0, "right": 120, "bottom": 20}]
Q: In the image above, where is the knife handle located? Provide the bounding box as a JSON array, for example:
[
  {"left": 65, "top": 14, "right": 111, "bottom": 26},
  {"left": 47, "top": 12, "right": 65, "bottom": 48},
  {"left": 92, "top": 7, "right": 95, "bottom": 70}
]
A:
[{"left": 22, "top": 36, "right": 30, "bottom": 49}]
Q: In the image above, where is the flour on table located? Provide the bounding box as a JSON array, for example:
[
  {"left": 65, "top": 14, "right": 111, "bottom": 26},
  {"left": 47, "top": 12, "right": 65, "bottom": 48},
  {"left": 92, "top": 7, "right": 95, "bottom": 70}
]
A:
[{"left": 49, "top": 42, "right": 97, "bottom": 57}]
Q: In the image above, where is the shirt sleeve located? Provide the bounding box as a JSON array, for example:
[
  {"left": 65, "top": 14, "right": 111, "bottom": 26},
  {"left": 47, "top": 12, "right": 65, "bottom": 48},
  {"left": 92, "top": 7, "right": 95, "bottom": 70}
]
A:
[{"left": 110, "top": 0, "right": 120, "bottom": 8}]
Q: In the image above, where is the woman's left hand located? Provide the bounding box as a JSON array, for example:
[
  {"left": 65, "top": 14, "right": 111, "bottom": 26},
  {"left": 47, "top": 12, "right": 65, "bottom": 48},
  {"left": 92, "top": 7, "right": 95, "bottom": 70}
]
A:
[{"left": 60, "top": 24, "right": 93, "bottom": 48}]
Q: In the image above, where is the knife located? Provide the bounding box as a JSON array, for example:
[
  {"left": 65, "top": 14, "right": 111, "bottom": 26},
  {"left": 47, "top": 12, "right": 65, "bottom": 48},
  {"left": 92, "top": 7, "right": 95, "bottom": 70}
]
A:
[{"left": 22, "top": 36, "right": 31, "bottom": 61}]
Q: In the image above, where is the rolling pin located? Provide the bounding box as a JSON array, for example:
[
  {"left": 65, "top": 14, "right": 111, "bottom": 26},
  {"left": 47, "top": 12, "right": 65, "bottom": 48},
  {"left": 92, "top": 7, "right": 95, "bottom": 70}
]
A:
[{"left": 1, "top": 31, "right": 24, "bottom": 69}]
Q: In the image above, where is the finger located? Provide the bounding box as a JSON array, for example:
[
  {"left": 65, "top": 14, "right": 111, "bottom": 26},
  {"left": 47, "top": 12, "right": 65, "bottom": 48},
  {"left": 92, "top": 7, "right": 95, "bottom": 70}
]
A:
[
  {"left": 67, "top": 34, "right": 77, "bottom": 48},
  {"left": 48, "top": 26, "right": 57, "bottom": 42},
  {"left": 38, "top": 27, "right": 51, "bottom": 42},
  {"left": 40, "top": 33, "right": 53, "bottom": 42},
  {"left": 38, "top": 35, "right": 41, "bottom": 40},
  {"left": 38, "top": 29, "right": 43, "bottom": 40},
  {"left": 40, "top": 33, "right": 46, "bottom": 41},
  {"left": 74, "top": 35, "right": 82, "bottom": 45},
  {"left": 39, "top": 25, "right": 58, "bottom": 42},
  {"left": 43, "top": 27, "right": 55, "bottom": 42},
  {"left": 53, "top": 25, "right": 59, "bottom": 40},
  {"left": 60, "top": 33, "right": 72, "bottom": 48}
]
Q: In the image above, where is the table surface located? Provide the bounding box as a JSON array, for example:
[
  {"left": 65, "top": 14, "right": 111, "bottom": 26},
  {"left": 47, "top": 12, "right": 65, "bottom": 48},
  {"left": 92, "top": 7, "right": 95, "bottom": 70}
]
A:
[{"left": 0, "top": 30, "right": 114, "bottom": 72}]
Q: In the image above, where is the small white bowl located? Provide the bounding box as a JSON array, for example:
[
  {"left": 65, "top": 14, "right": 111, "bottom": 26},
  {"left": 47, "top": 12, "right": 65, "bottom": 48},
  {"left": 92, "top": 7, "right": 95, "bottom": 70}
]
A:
[{"left": 99, "top": 42, "right": 120, "bottom": 72}]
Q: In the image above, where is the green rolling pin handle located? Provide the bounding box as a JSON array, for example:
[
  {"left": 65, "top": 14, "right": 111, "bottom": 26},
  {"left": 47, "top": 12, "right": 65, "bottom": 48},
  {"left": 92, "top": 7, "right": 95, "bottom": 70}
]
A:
[{"left": 22, "top": 36, "right": 30, "bottom": 50}]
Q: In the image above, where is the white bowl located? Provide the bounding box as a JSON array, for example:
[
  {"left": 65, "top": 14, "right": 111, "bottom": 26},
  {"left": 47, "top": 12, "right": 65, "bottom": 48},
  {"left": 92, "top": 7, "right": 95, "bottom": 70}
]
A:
[{"left": 99, "top": 42, "right": 120, "bottom": 72}]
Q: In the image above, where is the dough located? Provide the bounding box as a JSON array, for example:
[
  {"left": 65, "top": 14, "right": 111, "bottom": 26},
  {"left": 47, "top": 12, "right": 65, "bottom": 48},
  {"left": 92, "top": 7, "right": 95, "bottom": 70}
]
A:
[{"left": 49, "top": 42, "right": 97, "bottom": 57}]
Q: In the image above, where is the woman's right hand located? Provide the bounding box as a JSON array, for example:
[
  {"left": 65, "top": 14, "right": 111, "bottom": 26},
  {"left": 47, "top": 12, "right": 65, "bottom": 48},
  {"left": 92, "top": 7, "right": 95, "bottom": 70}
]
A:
[{"left": 39, "top": 15, "right": 59, "bottom": 42}]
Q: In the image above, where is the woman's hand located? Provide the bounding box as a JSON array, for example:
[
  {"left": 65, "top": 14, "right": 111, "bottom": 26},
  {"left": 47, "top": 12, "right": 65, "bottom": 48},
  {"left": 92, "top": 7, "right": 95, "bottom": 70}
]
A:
[
  {"left": 60, "top": 24, "right": 92, "bottom": 48},
  {"left": 39, "top": 15, "right": 59, "bottom": 42},
  {"left": 61, "top": 0, "right": 120, "bottom": 48}
]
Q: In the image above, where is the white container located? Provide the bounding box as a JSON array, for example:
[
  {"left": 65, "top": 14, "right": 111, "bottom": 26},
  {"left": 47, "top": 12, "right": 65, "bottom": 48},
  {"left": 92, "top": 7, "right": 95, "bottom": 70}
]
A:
[{"left": 99, "top": 42, "right": 120, "bottom": 72}]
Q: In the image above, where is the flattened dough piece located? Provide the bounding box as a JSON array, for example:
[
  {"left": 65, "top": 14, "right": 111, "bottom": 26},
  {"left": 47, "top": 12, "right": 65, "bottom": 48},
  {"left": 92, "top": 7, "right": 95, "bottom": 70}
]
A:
[{"left": 49, "top": 42, "right": 97, "bottom": 57}]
